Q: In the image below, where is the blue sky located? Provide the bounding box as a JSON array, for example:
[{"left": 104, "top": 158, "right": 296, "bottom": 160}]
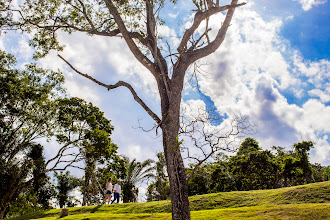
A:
[{"left": 1, "top": 0, "right": 329, "bottom": 190}]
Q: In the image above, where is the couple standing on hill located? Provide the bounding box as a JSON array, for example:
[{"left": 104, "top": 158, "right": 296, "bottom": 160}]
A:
[{"left": 102, "top": 178, "right": 121, "bottom": 205}]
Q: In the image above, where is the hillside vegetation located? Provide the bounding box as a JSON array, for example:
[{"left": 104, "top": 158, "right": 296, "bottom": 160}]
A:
[{"left": 12, "top": 181, "right": 330, "bottom": 220}]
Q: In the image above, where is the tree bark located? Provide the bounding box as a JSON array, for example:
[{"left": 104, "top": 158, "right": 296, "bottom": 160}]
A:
[
  {"left": 0, "top": 185, "right": 20, "bottom": 220},
  {"left": 160, "top": 65, "right": 190, "bottom": 219},
  {"left": 163, "top": 123, "right": 190, "bottom": 219}
]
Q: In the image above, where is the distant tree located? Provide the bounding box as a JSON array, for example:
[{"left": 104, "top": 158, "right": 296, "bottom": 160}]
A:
[
  {"left": 293, "top": 141, "right": 314, "bottom": 184},
  {"left": 54, "top": 171, "right": 80, "bottom": 208},
  {"left": 311, "top": 163, "right": 325, "bottom": 182},
  {"left": 186, "top": 164, "right": 211, "bottom": 196},
  {"left": 229, "top": 138, "right": 280, "bottom": 191},
  {"left": 237, "top": 138, "right": 261, "bottom": 155},
  {"left": 146, "top": 152, "right": 170, "bottom": 201},
  {"left": 324, "top": 166, "right": 330, "bottom": 181},
  {"left": 122, "top": 157, "right": 155, "bottom": 203},
  {"left": 208, "top": 154, "right": 236, "bottom": 193}
]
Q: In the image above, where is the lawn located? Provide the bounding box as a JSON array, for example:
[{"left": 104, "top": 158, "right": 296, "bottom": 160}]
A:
[{"left": 11, "top": 181, "right": 330, "bottom": 220}]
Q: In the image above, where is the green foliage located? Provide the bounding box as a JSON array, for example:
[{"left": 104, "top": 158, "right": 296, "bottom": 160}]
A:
[
  {"left": 208, "top": 154, "right": 236, "bottom": 193},
  {"left": 311, "top": 163, "right": 325, "bottom": 182},
  {"left": 324, "top": 166, "right": 330, "bottom": 181},
  {"left": 186, "top": 138, "right": 326, "bottom": 195},
  {"left": 54, "top": 171, "right": 80, "bottom": 208},
  {"left": 237, "top": 137, "right": 261, "bottom": 156},
  {"left": 0, "top": 50, "right": 119, "bottom": 217},
  {"left": 146, "top": 152, "right": 170, "bottom": 201},
  {"left": 122, "top": 157, "right": 155, "bottom": 203},
  {"left": 230, "top": 148, "right": 280, "bottom": 191},
  {"left": 187, "top": 164, "right": 211, "bottom": 196},
  {"left": 55, "top": 97, "right": 120, "bottom": 206},
  {"left": 0, "top": 49, "right": 65, "bottom": 218},
  {"left": 293, "top": 141, "right": 314, "bottom": 183}
]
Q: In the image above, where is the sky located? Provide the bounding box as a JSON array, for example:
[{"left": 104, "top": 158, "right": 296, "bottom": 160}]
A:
[{"left": 1, "top": 0, "right": 330, "bottom": 200}]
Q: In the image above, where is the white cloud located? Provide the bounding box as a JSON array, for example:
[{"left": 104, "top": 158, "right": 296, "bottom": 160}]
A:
[
  {"left": 0, "top": 38, "right": 4, "bottom": 50},
  {"left": 189, "top": 4, "right": 330, "bottom": 164},
  {"left": 168, "top": 12, "right": 179, "bottom": 19},
  {"left": 301, "top": 99, "right": 330, "bottom": 133},
  {"left": 310, "top": 135, "right": 330, "bottom": 164},
  {"left": 293, "top": 52, "right": 330, "bottom": 89},
  {"left": 308, "top": 89, "right": 330, "bottom": 103},
  {"left": 293, "top": 0, "right": 328, "bottom": 11}
]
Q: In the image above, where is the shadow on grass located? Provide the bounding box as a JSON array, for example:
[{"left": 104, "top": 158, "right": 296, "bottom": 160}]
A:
[
  {"left": 90, "top": 204, "right": 102, "bottom": 213},
  {"left": 10, "top": 210, "right": 56, "bottom": 220}
]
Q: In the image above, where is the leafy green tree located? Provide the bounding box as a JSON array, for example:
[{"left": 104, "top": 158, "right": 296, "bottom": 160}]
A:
[
  {"left": 293, "top": 141, "right": 314, "bottom": 184},
  {"left": 55, "top": 97, "right": 119, "bottom": 206},
  {"left": 5, "top": 0, "right": 247, "bottom": 217},
  {"left": 237, "top": 138, "right": 261, "bottom": 155},
  {"left": 229, "top": 138, "right": 280, "bottom": 191},
  {"left": 0, "top": 50, "right": 118, "bottom": 218},
  {"left": 311, "top": 163, "right": 325, "bottom": 182},
  {"left": 122, "top": 157, "right": 155, "bottom": 203},
  {"left": 324, "top": 166, "right": 330, "bottom": 181},
  {"left": 186, "top": 164, "right": 211, "bottom": 196},
  {"left": 146, "top": 152, "right": 170, "bottom": 201},
  {"left": 0, "top": 50, "right": 64, "bottom": 219},
  {"left": 208, "top": 154, "right": 236, "bottom": 193},
  {"left": 54, "top": 171, "right": 80, "bottom": 208}
]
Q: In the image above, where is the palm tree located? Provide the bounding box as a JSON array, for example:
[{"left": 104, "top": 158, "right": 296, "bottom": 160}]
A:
[{"left": 122, "top": 157, "right": 155, "bottom": 203}]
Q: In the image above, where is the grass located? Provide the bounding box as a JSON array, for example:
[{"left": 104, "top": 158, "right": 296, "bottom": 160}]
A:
[{"left": 11, "top": 181, "right": 330, "bottom": 220}]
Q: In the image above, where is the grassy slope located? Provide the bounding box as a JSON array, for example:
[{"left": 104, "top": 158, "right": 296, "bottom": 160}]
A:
[{"left": 13, "top": 181, "right": 330, "bottom": 220}]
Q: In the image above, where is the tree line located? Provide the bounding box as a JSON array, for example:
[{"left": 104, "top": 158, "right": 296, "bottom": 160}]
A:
[{"left": 147, "top": 138, "right": 330, "bottom": 201}]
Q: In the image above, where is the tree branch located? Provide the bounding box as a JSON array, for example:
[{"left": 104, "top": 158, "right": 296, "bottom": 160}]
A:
[
  {"left": 58, "top": 54, "right": 161, "bottom": 125},
  {"left": 103, "top": 0, "right": 157, "bottom": 75},
  {"left": 177, "top": 1, "right": 245, "bottom": 56},
  {"left": 145, "top": 0, "right": 171, "bottom": 96},
  {"left": 186, "top": 0, "right": 245, "bottom": 65}
]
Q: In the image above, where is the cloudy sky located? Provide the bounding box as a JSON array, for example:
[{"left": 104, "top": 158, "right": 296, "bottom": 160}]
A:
[{"left": 1, "top": 0, "right": 329, "bottom": 173}]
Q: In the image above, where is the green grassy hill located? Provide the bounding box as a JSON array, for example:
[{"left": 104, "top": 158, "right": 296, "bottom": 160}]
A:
[{"left": 13, "top": 181, "right": 330, "bottom": 220}]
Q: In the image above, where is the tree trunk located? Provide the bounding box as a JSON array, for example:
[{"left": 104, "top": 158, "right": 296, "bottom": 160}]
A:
[
  {"left": 82, "top": 175, "right": 89, "bottom": 206},
  {"left": 0, "top": 208, "right": 6, "bottom": 220},
  {"left": 163, "top": 123, "right": 190, "bottom": 220},
  {"left": 0, "top": 183, "right": 23, "bottom": 220},
  {"left": 0, "top": 189, "right": 17, "bottom": 220},
  {"left": 160, "top": 68, "right": 190, "bottom": 219}
]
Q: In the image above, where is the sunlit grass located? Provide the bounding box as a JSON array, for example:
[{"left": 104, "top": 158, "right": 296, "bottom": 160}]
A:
[{"left": 11, "top": 181, "right": 330, "bottom": 220}]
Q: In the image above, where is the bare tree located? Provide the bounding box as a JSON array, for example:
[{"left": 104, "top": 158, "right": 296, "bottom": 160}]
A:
[
  {"left": 179, "top": 105, "right": 255, "bottom": 180},
  {"left": 4, "top": 0, "right": 246, "bottom": 218}
]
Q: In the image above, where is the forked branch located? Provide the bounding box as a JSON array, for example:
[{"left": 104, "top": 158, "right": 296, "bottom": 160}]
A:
[
  {"left": 104, "top": 0, "right": 157, "bottom": 75},
  {"left": 187, "top": 0, "right": 245, "bottom": 65},
  {"left": 177, "top": 1, "right": 245, "bottom": 55}
]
